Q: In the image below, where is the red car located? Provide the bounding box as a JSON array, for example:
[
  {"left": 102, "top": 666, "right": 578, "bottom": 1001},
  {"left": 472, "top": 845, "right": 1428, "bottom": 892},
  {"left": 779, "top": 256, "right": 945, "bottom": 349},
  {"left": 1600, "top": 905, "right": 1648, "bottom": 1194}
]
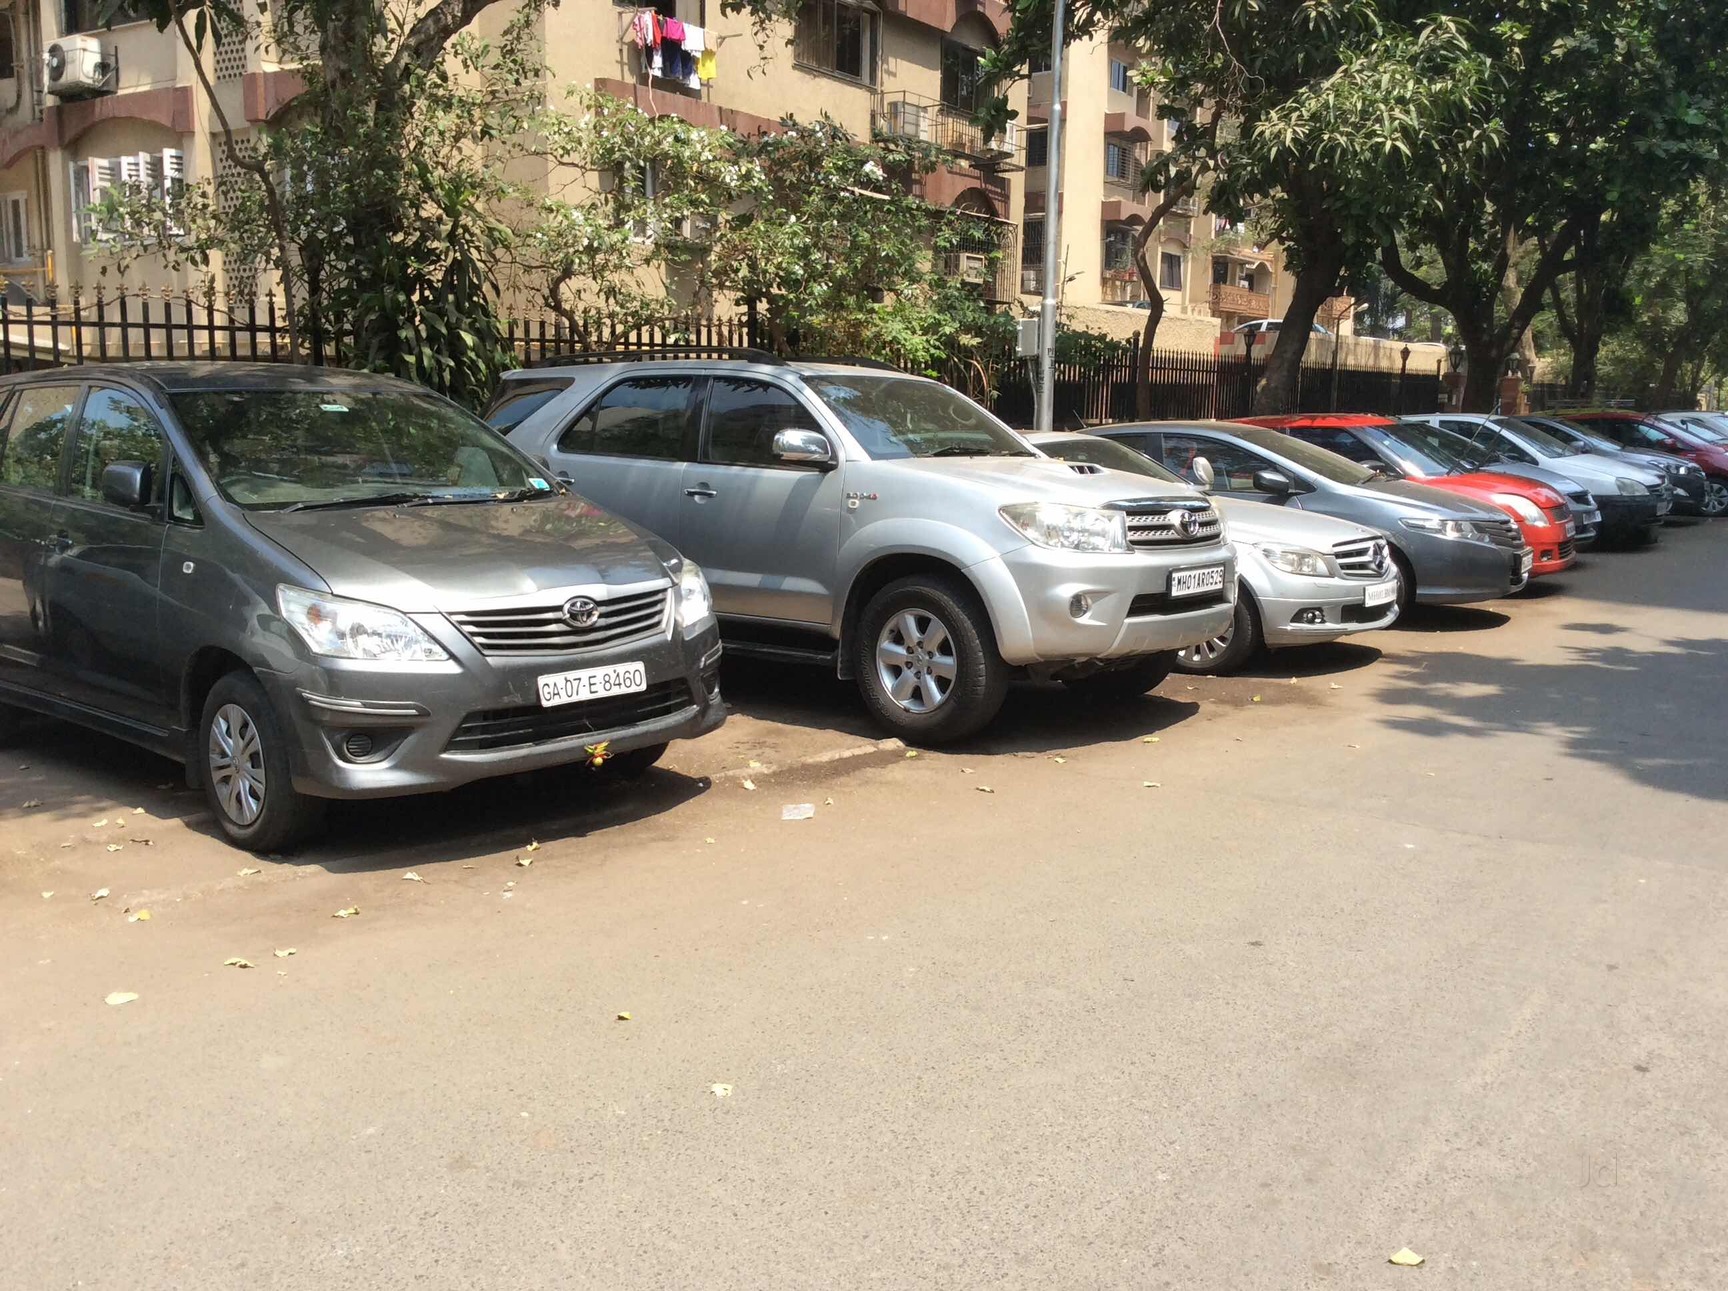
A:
[
  {"left": 1564, "top": 411, "right": 1728, "bottom": 514},
  {"left": 1242, "top": 414, "right": 1578, "bottom": 577}
]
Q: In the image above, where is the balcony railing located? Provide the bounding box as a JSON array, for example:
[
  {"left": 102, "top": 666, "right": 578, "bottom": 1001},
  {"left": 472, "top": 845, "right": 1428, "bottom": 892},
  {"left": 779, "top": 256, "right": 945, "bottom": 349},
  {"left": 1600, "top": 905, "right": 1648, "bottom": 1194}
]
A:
[
  {"left": 1210, "top": 283, "right": 1272, "bottom": 317},
  {"left": 874, "top": 91, "right": 1023, "bottom": 169}
]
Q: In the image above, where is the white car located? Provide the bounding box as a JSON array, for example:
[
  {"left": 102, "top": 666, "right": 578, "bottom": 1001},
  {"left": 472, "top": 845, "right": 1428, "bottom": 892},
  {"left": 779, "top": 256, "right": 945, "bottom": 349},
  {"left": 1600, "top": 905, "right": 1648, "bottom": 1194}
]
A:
[{"left": 1030, "top": 432, "right": 1400, "bottom": 673}]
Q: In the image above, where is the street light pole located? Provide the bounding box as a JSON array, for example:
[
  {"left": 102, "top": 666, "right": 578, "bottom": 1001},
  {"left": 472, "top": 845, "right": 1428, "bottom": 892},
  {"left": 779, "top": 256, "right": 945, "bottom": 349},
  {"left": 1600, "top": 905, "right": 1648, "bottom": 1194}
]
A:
[{"left": 1034, "top": 0, "right": 1067, "bottom": 432}]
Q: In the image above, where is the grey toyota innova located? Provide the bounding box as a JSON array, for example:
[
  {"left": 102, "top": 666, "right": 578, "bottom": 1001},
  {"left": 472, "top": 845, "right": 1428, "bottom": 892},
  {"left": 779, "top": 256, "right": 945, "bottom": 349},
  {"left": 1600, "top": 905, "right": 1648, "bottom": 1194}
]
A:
[{"left": 0, "top": 365, "right": 724, "bottom": 852}]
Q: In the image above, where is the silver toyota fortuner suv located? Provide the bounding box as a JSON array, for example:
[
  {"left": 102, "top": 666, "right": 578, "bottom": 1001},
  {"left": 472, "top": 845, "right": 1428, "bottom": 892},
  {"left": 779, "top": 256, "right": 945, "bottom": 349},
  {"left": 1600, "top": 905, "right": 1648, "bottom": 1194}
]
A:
[{"left": 491, "top": 356, "right": 1235, "bottom": 742}]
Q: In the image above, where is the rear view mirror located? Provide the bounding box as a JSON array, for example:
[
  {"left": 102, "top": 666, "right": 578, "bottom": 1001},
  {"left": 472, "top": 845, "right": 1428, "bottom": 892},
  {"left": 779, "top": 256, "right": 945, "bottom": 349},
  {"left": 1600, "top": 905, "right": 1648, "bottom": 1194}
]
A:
[
  {"left": 1191, "top": 455, "right": 1216, "bottom": 490},
  {"left": 774, "top": 429, "right": 835, "bottom": 468},
  {"left": 1252, "top": 468, "right": 1295, "bottom": 496},
  {"left": 101, "top": 461, "right": 153, "bottom": 511}
]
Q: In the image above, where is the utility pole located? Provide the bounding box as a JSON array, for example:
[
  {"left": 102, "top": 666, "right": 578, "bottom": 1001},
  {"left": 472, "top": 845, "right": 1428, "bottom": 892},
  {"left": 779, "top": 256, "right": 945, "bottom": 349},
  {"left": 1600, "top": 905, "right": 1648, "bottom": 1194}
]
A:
[{"left": 1034, "top": 0, "right": 1067, "bottom": 432}]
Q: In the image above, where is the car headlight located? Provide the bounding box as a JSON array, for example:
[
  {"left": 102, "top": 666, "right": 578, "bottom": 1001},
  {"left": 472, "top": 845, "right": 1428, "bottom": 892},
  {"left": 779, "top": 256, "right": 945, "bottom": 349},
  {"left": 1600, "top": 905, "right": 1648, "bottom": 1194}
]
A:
[
  {"left": 277, "top": 586, "right": 449, "bottom": 662},
  {"left": 999, "top": 502, "right": 1130, "bottom": 553},
  {"left": 1400, "top": 517, "right": 1482, "bottom": 541},
  {"left": 1490, "top": 492, "right": 1546, "bottom": 525},
  {"left": 674, "top": 561, "right": 714, "bottom": 635},
  {"left": 1680, "top": 463, "right": 1704, "bottom": 476},
  {"left": 1616, "top": 477, "right": 1649, "bottom": 495},
  {"left": 1255, "top": 543, "right": 1333, "bottom": 577}
]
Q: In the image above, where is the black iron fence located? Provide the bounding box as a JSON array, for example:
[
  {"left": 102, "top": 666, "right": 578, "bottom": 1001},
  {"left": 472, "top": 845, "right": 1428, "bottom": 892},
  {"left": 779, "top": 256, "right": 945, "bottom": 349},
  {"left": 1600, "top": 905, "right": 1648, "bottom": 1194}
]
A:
[{"left": 1, "top": 291, "right": 1444, "bottom": 424}]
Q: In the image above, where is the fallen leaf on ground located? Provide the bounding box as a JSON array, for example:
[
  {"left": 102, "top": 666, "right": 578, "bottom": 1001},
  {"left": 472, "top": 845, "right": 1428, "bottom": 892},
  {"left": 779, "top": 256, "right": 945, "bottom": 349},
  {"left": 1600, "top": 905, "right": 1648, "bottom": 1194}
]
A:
[
  {"left": 824, "top": 797, "right": 834, "bottom": 806},
  {"left": 1329, "top": 683, "right": 1342, "bottom": 690},
  {"left": 41, "top": 891, "right": 53, "bottom": 899},
  {"left": 516, "top": 856, "right": 533, "bottom": 867},
  {"left": 237, "top": 867, "right": 261, "bottom": 877},
  {"left": 1143, "top": 781, "right": 1161, "bottom": 788},
  {"left": 132, "top": 807, "right": 145, "bottom": 815},
  {"left": 904, "top": 750, "right": 919, "bottom": 759},
  {"left": 616, "top": 1012, "right": 632, "bottom": 1021},
  {"left": 105, "top": 991, "right": 139, "bottom": 1006},
  {"left": 976, "top": 785, "right": 995, "bottom": 794},
  {"left": 1388, "top": 1249, "right": 1424, "bottom": 1267},
  {"left": 1251, "top": 695, "right": 1262, "bottom": 703},
  {"left": 703, "top": 837, "right": 716, "bottom": 844},
  {"left": 782, "top": 803, "right": 815, "bottom": 821},
  {"left": 709, "top": 1083, "right": 733, "bottom": 1098},
  {"left": 128, "top": 838, "right": 153, "bottom": 845},
  {"left": 748, "top": 760, "right": 763, "bottom": 769},
  {"left": 741, "top": 778, "right": 756, "bottom": 791},
  {"left": 273, "top": 948, "right": 296, "bottom": 958},
  {"left": 402, "top": 871, "right": 425, "bottom": 883},
  {"left": 93, "top": 819, "right": 108, "bottom": 828},
  {"left": 502, "top": 891, "right": 514, "bottom": 899},
  {"left": 1051, "top": 756, "right": 1067, "bottom": 764},
  {"left": 505, "top": 881, "right": 515, "bottom": 889},
  {"left": 1346, "top": 743, "right": 1360, "bottom": 749},
  {"left": 332, "top": 907, "right": 359, "bottom": 918},
  {"left": 91, "top": 888, "right": 110, "bottom": 901},
  {"left": 1142, "top": 736, "right": 1160, "bottom": 744},
  {"left": 21, "top": 799, "right": 40, "bottom": 809},
  {"left": 105, "top": 844, "right": 123, "bottom": 853},
  {"left": 127, "top": 910, "right": 151, "bottom": 923},
  {"left": 224, "top": 957, "right": 254, "bottom": 969},
  {"left": 525, "top": 840, "right": 541, "bottom": 852}
]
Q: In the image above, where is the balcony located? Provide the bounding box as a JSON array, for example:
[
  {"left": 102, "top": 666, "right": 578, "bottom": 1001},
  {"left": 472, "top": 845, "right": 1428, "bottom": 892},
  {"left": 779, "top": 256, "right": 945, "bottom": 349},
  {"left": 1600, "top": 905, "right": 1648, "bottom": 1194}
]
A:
[
  {"left": 1101, "top": 272, "right": 1148, "bottom": 305},
  {"left": 1210, "top": 283, "right": 1272, "bottom": 317},
  {"left": 874, "top": 92, "right": 1023, "bottom": 169}
]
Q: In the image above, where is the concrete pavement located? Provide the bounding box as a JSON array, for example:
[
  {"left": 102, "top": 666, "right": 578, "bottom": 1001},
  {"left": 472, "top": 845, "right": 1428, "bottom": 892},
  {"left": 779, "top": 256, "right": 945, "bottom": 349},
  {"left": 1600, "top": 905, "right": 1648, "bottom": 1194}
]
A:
[{"left": 2, "top": 523, "right": 1725, "bottom": 1289}]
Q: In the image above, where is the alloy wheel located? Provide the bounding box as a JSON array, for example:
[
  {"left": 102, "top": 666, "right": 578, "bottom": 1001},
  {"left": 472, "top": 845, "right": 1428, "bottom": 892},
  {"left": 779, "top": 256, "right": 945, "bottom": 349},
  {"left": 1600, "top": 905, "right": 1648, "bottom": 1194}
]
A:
[
  {"left": 1178, "top": 619, "right": 1236, "bottom": 667},
  {"left": 1703, "top": 479, "right": 1728, "bottom": 516},
  {"left": 208, "top": 703, "right": 267, "bottom": 827},
  {"left": 875, "top": 609, "right": 958, "bottom": 714}
]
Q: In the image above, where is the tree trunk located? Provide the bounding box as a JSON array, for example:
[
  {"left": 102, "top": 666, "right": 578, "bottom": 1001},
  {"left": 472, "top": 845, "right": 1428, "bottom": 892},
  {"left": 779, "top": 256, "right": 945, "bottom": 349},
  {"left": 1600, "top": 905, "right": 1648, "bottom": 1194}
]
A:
[
  {"left": 1250, "top": 251, "right": 1342, "bottom": 415},
  {"left": 1653, "top": 343, "right": 1686, "bottom": 409},
  {"left": 1460, "top": 331, "right": 1503, "bottom": 411},
  {"left": 1131, "top": 227, "right": 1168, "bottom": 419}
]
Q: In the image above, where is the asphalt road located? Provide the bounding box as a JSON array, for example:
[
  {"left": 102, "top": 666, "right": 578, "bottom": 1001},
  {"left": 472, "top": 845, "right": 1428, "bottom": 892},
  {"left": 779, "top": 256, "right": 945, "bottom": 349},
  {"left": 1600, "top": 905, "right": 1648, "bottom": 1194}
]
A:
[{"left": 3, "top": 522, "right": 1726, "bottom": 1290}]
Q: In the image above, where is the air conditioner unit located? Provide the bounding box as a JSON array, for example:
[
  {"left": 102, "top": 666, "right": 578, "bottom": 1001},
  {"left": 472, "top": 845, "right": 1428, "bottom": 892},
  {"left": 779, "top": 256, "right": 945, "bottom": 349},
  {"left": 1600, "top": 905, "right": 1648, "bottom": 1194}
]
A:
[
  {"left": 984, "top": 121, "right": 1020, "bottom": 158},
  {"left": 943, "top": 252, "right": 990, "bottom": 284},
  {"left": 885, "top": 101, "right": 929, "bottom": 142},
  {"left": 44, "top": 35, "right": 114, "bottom": 99}
]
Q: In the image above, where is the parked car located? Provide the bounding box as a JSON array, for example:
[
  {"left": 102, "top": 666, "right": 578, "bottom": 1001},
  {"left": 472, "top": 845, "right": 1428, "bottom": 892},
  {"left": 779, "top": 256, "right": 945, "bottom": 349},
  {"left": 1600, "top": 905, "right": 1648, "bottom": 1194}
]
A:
[
  {"left": 1090, "top": 421, "right": 1526, "bottom": 611},
  {"left": 1247, "top": 414, "right": 1585, "bottom": 569},
  {"left": 0, "top": 365, "right": 726, "bottom": 851},
  {"left": 493, "top": 357, "right": 1237, "bottom": 742},
  {"left": 1233, "top": 319, "right": 1332, "bottom": 339},
  {"left": 1028, "top": 432, "right": 1398, "bottom": 673},
  {"left": 1518, "top": 414, "right": 1710, "bottom": 516},
  {"left": 1563, "top": 410, "right": 1728, "bottom": 516},
  {"left": 1404, "top": 412, "right": 1673, "bottom": 528}
]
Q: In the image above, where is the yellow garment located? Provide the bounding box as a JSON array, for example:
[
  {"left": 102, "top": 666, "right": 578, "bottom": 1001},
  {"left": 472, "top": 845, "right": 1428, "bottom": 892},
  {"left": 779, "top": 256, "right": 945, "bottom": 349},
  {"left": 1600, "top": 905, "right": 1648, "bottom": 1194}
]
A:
[{"left": 697, "top": 49, "right": 717, "bottom": 82}]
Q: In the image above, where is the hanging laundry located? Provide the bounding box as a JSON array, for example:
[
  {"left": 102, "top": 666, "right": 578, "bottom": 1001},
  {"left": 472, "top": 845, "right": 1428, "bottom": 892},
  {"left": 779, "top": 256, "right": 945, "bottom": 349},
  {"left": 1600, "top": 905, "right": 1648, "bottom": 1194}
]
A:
[
  {"left": 696, "top": 48, "right": 717, "bottom": 83},
  {"left": 683, "top": 26, "right": 708, "bottom": 89},
  {"left": 631, "top": 9, "right": 660, "bottom": 49}
]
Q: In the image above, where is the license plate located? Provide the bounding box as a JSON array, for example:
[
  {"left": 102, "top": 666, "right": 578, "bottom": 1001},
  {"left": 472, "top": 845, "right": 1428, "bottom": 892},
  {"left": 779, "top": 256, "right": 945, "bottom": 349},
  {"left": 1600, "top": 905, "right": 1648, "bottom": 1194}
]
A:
[
  {"left": 1170, "top": 565, "right": 1226, "bottom": 598},
  {"left": 537, "top": 660, "right": 647, "bottom": 708},
  {"left": 1563, "top": 518, "right": 1576, "bottom": 537},
  {"left": 1519, "top": 551, "right": 1534, "bottom": 577},
  {"left": 1363, "top": 581, "right": 1398, "bottom": 608}
]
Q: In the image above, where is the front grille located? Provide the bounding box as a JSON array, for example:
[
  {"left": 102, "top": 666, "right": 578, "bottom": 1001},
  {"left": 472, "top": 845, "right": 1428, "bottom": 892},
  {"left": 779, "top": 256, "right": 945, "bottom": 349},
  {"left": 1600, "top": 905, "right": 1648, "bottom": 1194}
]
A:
[
  {"left": 1474, "top": 515, "right": 1522, "bottom": 549},
  {"left": 1557, "top": 539, "right": 1576, "bottom": 562},
  {"left": 446, "top": 680, "right": 693, "bottom": 752},
  {"left": 1567, "top": 490, "right": 1592, "bottom": 508},
  {"left": 1119, "top": 501, "right": 1223, "bottom": 548},
  {"left": 1341, "top": 602, "right": 1393, "bottom": 624},
  {"left": 1332, "top": 536, "right": 1390, "bottom": 580},
  {"left": 447, "top": 586, "right": 671, "bottom": 656},
  {"left": 1127, "top": 589, "right": 1228, "bottom": 617}
]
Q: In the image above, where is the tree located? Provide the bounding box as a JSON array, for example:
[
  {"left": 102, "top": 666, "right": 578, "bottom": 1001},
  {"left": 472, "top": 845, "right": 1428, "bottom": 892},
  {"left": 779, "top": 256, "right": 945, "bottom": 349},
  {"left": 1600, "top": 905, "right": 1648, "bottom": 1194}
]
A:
[{"left": 1378, "top": 0, "right": 1728, "bottom": 410}]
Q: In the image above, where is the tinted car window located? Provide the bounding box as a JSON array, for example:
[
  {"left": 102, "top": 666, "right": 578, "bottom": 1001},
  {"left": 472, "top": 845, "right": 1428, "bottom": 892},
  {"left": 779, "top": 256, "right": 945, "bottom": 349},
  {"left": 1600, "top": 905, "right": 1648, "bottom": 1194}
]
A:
[
  {"left": 804, "top": 376, "right": 1032, "bottom": 459},
  {"left": 1213, "top": 424, "right": 1379, "bottom": 486},
  {"left": 69, "top": 387, "right": 165, "bottom": 505},
  {"left": 1289, "top": 426, "right": 1376, "bottom": 463},
  {"left": 559, "top": 377, "right": 692, "bottom": 460},
  {"left": 485, "top": 382, "right": 570, "bottom": 433},
  {"left": 1, "top": 384, "right": 81, "bottom": 493},
  {"left": 704, "top": 378, "right": 825, "bottom": 467},
  {"left": 1161, "top": 434, "right": 1276, "bottom": 490},
  {"left": 1037, "top": 434, "right": 1183, "bottom": 483}
]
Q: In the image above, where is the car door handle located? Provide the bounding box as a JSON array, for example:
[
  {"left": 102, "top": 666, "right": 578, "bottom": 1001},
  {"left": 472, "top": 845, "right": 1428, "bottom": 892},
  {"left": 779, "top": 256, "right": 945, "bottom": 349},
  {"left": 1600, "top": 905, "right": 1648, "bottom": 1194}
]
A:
[{"left": 684, "top": 487, "right": 718, "bottom": 500}]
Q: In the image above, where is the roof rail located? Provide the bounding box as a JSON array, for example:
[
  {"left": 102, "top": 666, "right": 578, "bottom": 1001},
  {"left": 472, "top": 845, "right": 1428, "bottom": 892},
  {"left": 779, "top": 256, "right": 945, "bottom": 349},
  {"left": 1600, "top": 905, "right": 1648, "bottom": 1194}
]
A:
[{"left": 518, "top": 347, "right": 905, "bottom": 374}]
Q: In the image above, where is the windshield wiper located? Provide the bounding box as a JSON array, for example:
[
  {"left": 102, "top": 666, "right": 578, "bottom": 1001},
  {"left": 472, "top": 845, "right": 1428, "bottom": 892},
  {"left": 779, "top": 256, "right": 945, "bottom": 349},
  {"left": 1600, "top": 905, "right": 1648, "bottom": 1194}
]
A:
[
  {"left": 275, "top": 492, "right": 475, "bottom": 513},
  {"left": 929, "top": 445, "right": 992, "bottom": 457}
]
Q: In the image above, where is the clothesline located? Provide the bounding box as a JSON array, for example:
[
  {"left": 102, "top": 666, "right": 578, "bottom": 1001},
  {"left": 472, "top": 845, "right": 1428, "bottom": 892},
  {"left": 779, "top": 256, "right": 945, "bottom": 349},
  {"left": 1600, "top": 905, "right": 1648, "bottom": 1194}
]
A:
[{"left": 627, "top": 8, "right": 721, "bottom": 92}]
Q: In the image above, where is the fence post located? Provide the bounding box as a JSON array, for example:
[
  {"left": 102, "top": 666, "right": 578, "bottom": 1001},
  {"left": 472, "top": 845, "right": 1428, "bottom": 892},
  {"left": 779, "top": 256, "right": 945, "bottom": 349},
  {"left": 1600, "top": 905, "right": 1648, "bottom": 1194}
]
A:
[
  {"left": 267, "top": 295, "right": 280, "bottom": 361},
  {"left": 0, "top": 299, "right": 10, "bottom": 373}
]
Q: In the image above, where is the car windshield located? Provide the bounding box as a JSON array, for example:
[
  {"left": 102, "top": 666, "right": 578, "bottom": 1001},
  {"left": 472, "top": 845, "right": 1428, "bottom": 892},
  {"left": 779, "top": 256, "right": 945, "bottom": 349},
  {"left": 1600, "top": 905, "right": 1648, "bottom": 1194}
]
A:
[
  {"left": 1035, "top": 433, "right": 1184, "bottom": 483},
  {"left": 1213, "top": 423, "right": 1379, "bottom": 486},
  {"left": 1500, "top": 417, "right": 1579, "bottom": 457},
  {"left": 1662, "top": 414, "right": 1728, "bottom": 444},
  {"left": 1377, "top": 421, "right": 1491, "bottom": 473},
  {"left": 171, "top": 388, "right": 552, "bottom": 511},
  {"left": 805, "top": 376, "right": 1033, "bottom": 460}
]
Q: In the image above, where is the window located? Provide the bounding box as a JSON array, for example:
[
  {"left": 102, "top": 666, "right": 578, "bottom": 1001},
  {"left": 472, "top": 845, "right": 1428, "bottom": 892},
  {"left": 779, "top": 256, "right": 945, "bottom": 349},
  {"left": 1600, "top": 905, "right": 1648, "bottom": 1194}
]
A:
[
  {"left": 559, "top": 378, "right": 692, "bottom": 460},
  {"left": 70, "top": 150, "right": 186, "bottom": 244},
  {"left": 1289, "top": 427, "right": 1377, "bottom": 464},
  {"left": 794, "top": 0, "right": 876, "bottom": 84},
  {"left": 1022, "top": 218, "right": 1044, "bottom": 267},
  {"left": 1212, "top": 257, "right": 1230, "bottom": 285},
  {"left": 1104, "top": 141, "right": 1133, "bottom": 182},
  {"left": 1025, "top": 128, "right": 1048, "bottom": 169},
  {"left": 1159, "top": 434, "right": 1276, "bottom": 492},
  {"left": 1, "top": 194, "right": 28, "bottom": 262},
  {"left": 69, "top": 388, "right": 165, "bottom": 506},
  {"left": 704, "top": 379, "right": 826, "bottom": 468},
  {"left": 941, "top": 40, "right": 986, "bottom": 114},
  {"left": 1028, "top": 51, "right": 1051, "bottom": 74},
  {"left": 1110, "top": 59, "right": 1132, "bottom": 93},
  {"left": 0, "top": 20, "right": 14, "bottom": 78},
  {"left": 1038, "top": 434, "right": 1182, "bottom": 484},
  {"left": 62, "top": 0, "right": 146, "bottom": 35},
  {"left": 1159, "top": 252, "right": 1183, "bottom": 292},
  {"left": 169, "top": 472, "right": 202, "bottom": 526},
  {"left": 1102, "top": 227, "right": 1133, "bottom": 272},
  {"left": 804, "top": 376, "right": 1031, "bottom": 460},
  {"left": 1, "top": 385, "right": 81, "bottom": 493},
  {"left": 483, "top": 381, "right": 571, "bottom": 433}
]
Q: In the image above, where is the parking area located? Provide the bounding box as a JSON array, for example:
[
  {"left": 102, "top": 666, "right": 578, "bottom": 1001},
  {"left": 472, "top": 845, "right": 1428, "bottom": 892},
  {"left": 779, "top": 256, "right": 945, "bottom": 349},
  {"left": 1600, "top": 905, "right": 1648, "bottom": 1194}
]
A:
[{"left": 3, "top": 521, "right": 1727, "bottom": 1289}]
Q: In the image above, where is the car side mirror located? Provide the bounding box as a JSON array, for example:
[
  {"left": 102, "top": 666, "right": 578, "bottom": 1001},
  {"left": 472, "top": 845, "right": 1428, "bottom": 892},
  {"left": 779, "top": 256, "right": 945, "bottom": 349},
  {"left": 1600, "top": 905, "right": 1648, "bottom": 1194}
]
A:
[
  {"left": 1252, "top": 467, "right": 1296, "bottom": 496},
  {"left": 774, "top": 428, "right": 835, "bottom": 468},
  {"left": 1191, "top": 455, "right": 1216, "bottom": 491},
  {"left": 101, "top": 461, "right": 153, "bottom": 511}
]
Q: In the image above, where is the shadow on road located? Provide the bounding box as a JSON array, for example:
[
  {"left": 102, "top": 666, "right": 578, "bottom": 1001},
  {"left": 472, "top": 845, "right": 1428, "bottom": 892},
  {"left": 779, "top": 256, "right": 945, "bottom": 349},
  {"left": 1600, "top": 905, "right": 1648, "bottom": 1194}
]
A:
[
  {"left": 1232, "top": 640, "right": 1384, "bottom": 679},
  {"left": 1373, "top": 634, "right": 1728, "bottom": 802},
  {"left": 1390, "top": 605, "right": 1512, "bottom": 633}
]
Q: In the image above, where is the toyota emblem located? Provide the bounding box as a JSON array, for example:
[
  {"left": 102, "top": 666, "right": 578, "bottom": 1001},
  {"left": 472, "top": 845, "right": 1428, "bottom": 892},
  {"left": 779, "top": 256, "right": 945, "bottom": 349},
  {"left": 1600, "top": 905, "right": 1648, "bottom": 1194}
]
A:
[
  {"left": 563, "top": 596, "right": 601, "bottom": 628},
  {"left": 1173, "top": 509, "right": 1202, "bottom": 538}
]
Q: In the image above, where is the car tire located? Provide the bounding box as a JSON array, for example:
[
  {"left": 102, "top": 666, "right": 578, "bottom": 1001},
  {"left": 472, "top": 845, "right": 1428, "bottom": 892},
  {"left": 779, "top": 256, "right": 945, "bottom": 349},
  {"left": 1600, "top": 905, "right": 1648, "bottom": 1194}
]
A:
[
  {"left": 854, "top": 575, "right": 1007, "bottom": 744},
  {"left": 1391, "top": 551, "right": 1417, "bottom": 616},
  {"left": 1701, "top": 476, "right": 1728, "bottom": 517},
  {"left": 597, "top": 742, "right": 667, "bottom": 780},
  {"left": 1173, "top": 596, "right": 1261, "bottom": 675},
  {"left": 199, "top": 671, "right": 325, "bottom": 853},
  {"left": 1064, "top": 650, "right": 1178, "bottom": 698}
]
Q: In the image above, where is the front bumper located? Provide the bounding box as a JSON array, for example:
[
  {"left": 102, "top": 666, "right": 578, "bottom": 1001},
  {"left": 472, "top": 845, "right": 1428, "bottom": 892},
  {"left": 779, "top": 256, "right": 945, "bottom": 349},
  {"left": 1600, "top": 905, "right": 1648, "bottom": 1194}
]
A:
[
  {"left": 968, "top": 542, "right": 1238, "bottom": 665},
  {"left": 1398, "top": 531, "right": 1522, "bottom": 604},
  {"left": 1521, "top": 518, "right": 1577, "bottom": 577},
  {"left": 1595, "top": 494, "right": 1663, "bottom": 537},
  {"left": 1666, "top": 473, "right": 1707, "bottom": 516},
  {"left": 263, "top": 620, "right": 726, "bottom": 800},
  {"left": 1255, "top": 570, "right": 1401, "bottom": 647}
]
